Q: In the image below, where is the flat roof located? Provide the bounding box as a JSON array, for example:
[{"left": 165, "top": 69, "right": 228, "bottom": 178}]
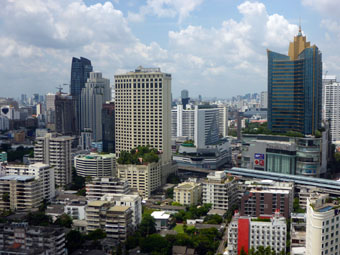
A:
[
  {"left": 151, "top": 211, "right": 171, "bottom": 219},
  {"left": 108, "top": 205, "right": 130, "bottom": 212},
  {"left": 0, "top": 175, "right": 35, "bottom": 181},
  {"left": 88, "top": 200, "right": 108, "bottom": 207},
  {"left": 226, "top": 168, "right": 340, "bottom": 191}
]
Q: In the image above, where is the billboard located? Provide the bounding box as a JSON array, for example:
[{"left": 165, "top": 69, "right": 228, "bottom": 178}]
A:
[{"left": 254, "top": 153, "right": 264, "bottom": 166}]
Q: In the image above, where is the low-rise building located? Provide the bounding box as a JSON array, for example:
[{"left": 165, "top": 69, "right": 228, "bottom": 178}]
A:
[
  {"left": 151, "top": 211, "right": 171, "bottom": 231},
  {"left": 202, "top": 171, "right": 238, "bottom": 210},
  {"left": 64, "top": 200, "right": 87, "bottom": 220},
  {"left": 0, "top": 222, "right": 66, "bottom": 255},
  {"left": 86, "top": 177, "right": 130, "bottom": 201},
  {"left": 291, "top": 213, "right": 306, "bottom": 252},
  {"left": 74, "top": 152, "right": 116, "bottom": 178},
  {"left": 0, "top": 175, "right": 42, "bottom": 212},
  {"left": 227, "top": 210, "right": 286, "bottom": 255},
  {"left": 174, "top": 182, "right": 202, "bottom": 205},
  {"left": 240, "top": 180, "right": 294, "bottom": 218},
  {"left": 106, "top": 206, "right": 133, "bottom": 241},
  {"left": 101, "top": 193, "right": 142, "bottom": 228},
  {"left": 85, "top": 201, "right": 132, "bottom": 241},
  {"left": 117, "top": 161, "right": 161, "bottom": 198},
  {"left": 3, "top": 163, "right": 55, "bottom": 202},
  {"left": 306, "top": 193, "right": 340, "bottom": 255}
]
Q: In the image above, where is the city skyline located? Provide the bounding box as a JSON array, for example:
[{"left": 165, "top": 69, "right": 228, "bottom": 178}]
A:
[{"left": 1, "top": 0, "right": 339, "bottom": 98}]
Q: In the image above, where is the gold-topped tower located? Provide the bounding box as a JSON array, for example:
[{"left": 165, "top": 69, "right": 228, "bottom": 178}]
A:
[{"left": 288, "top": 26, "right": 311, "bottom": 60}]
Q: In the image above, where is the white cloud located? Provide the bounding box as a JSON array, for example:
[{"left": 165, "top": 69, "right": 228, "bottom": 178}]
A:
[
  {"left": 302, "top": 0, "right": 340, "bottom": 16},
  {"left": 128, "top": 0, "right": 203, "bottom": 23}
]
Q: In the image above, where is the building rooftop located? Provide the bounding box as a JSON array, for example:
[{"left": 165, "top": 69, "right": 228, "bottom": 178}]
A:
[
  {"left": 151, "top": 211, "right": 171, "bottom": 220},
  {"left": 87, "top": 200, "right": 109, "bottom": 207},
  {"left": 108, "top": 205, "right": 130, "bottom": 212},
  {"left": 0, "top": 175, "right": 35, "bottom": 181}
]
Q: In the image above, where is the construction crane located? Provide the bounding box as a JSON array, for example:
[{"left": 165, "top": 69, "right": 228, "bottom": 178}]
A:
[{"left": 56, "top": 83, "right": 69, "bottom": 94}]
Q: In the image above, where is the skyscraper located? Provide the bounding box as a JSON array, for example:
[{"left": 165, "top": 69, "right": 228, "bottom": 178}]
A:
[
  {"left": 267, "top": 27, "right": 322, "bottom": 135},
  {"left": 81, "top": 72, "right": 111, "bottom": 142},
  {"left": 325, "top": 81, "right": 340, "bottom": 142},
  {"left": 70, "top": 57, "right": 93, "bottom": 131},
  {"left": 114, "top": 66, "right": 172, "bottom": 165},
  {"left": 181, "top": 89, "right": 190, "bottom": 109},
  {"left": 102, "top": 102, "right": 115, "bottom": 153},
  {"left": 55, "top": 93, "right": 78, "bottom": 135}
]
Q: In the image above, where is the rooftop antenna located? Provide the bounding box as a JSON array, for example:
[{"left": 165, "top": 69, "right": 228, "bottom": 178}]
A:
[
  {"left": 298, "top": 17, "right": 302, "bottom": 36},
  {"left": 56, "top": 83, "right": 68, "bottom": 94}
]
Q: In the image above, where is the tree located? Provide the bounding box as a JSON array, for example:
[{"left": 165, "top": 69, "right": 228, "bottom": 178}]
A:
[
  {"left": 139, "top": 234, "right": 169, "bottom": 254},
  {"left": 139, "top": 214, "right": 156, "bottom": 236},
  {"left": 166, "top": 188, "right": 174, "bottom": 199},
  {"left": 87, "top": 229, "right": 106, "bottom": 240},
  {"left": 26, "top": 211, "right": 52, "bottom": 226},
  {"left": 2, "top": 192, "right": 9, "bottom": 202},
  {"left": 66, "top": 230, "right": 84, "bottom": 253},
  {"left": 240, "top": 247, "right": 247, "bottom": 255},
  {"left": 55, "top": 214, "right": 73, "bottom": 228},
  {"left": 204, "top": 214, "right": 223, "bottom": 224}
]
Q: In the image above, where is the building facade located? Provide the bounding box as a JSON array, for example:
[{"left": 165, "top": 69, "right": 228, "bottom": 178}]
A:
[
  {"left": 34, "top": 133, "right": 73, "bottom": 186},
  {"left": 74, "top": 152, "right": 116, "bottom": 178},
  {"left": 0, "top": 175, "right": 42, "bottom": 212},
  {"left": 325, "top": 82, "right": 340, "bottom": 143},
  {"left": 114, "top": 66, "right": 172, "bottom": 166},
  {"left": 174, "top": 182, "right": 202, "bottom": 205},
  {"left": 2, "top": 163, "right": 55, "bottom": 202},
  {"left": 306, "top": 193, "right": 340, "bottom": 255},
  {"left": 86, "top": 177, "right": 130, "bottom": 201},
  {"left": 81, "top": 72, "right": 111, "bottom": 142},
  {"left": 55, "top": 93, "right": 78, "bottom": 135},
  {"left": 227, "top": 211, "right": 286, "bottom": 255},
  {"left": 102, "top": 102, "right": 115, "bottom": 153},
  {"left": 117, "top": 161, "right": 161, "bottom": 198},
  {"left": 202, "top": 171, "right": 238, "bottom": 210},
  {"left": 0, "top": 223, "right": 66, "bottom": 255},
  {"left": 267, "top": 28, "right": 322, "bottom": 135},
  {"left": 70, "top": 57, "right": 93, "bottom": 131}
]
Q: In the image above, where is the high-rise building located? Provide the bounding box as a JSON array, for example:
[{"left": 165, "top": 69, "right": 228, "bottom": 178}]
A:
[
  {"left": 181, "top": 89, "right": 190, "bottom": 109},
  {"left": 322, "top": 75, "right": 337, "bottom": 121},
  {"left": 306, "top": 193, "right": 340, "bottom": 255},
  {"left": 260, "top": 91, "right": 268, "bottom": 109},
  {"left": 102, "top": 102, "right": 115, "bottom": 153},
  {"left": 114, "top": 66, "right": 172, "bottom": 181},
  {"left": 34, "top": 133, "right": 73, "bottom": 186},
  {"left": 325, "top": 81, "right": 340, "bottom": 142},
  {"left": 267, "top": 27, "right": 322, "bottom": 135},
  {"left": 81, "top": 72, "right": 111, "bottom": 141},
  {"left": 55, "top": 93, "right": 77, "bottom": 135},
  {"left": 70, "top": 57, "right": 93, "bottom": 131}
]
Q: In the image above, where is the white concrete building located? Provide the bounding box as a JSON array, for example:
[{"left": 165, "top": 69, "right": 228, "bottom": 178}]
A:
[
  {"left": 260, "top": 91, "right": 268, "bottom": 109},
  {"left": 64, "top": 200, "right": 86, "bottom": 220},
  {"left": 306, "top": 193, "right": 340, "bottom": 255},
  {"left": 81, "top": 72, "right": 111, "bottom": 142},
  {"left": 325, "top": 82, "right": 340, "bottom": 143},
  {"left": 34, "top": 133, "right": 73, "bottom": 186},
  {"left": 151, "top": 211, "right": 171, "bottom": 231},
  {"left": 202, "top": 171, "right": 238, "bottom": 210},
  {"left": 322, "top": 75, "right": 337, "bottom": 122},
  {"left": 228, "top": 211, "right": 286, "bottom": 255},
  {"left": 0, "top": 116, "right": 9, "bottom": 131},
  {"left": 74, "top": 152, "right": 116, "bottom": 178},
  {"left": 2, "top": 163, "right": 55, "bottom": 201},
  {"left": 86, "top": 177, "right": 130, "bottom": 201},
  {"left": 114, "top": 66, "right": 172, "bottom": 166},
  {"left": 101, "top": 193, "right": 142, "bottom": 228}
]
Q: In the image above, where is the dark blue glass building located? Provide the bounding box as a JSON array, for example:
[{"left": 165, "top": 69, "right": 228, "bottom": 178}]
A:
[
  {"left": 267, "top": 29, "right": 322, "bottom": 135},
  {"left": 70, "top": 57, "right": 93, "bottom": 132}
]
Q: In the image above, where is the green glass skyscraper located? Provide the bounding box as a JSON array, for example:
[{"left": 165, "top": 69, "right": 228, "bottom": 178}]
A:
[{"left": 267, "top": 27, "right": 322, "bottom": 135}]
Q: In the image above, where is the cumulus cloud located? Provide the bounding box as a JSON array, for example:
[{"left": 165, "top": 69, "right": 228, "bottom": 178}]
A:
[
  {"left": 167, "top": 1, "right": 299, "bottom": 95},
  {"left": 128, "top": 0, "right": 203, "bottom": 23},
  {"left": 302, "top": 0, "right": 340, "bottom": 16}
]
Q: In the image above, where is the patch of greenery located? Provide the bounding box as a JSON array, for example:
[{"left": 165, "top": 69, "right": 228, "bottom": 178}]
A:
[{"left": 117, "top": 146, "right": 159, "bottom": 165}]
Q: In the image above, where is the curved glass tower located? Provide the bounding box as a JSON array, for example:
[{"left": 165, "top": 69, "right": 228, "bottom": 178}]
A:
[{"left": 267, "top": 28, "right": 322, "bottom": 135}]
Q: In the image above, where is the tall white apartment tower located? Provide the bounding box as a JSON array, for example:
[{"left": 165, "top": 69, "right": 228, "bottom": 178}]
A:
[
  {"left": 81, "top": 72, "right": 111, "bottom": 142},
  {"left": 34, "top": 133, "right": 73, "bottom": 186},
  {"left": 322, "top": 75, "right": 337, "bottom": 121},
  {"left": 114, "top": 66, "right": 172, "bottom": 165},
  {"left": 325, "top": 82, "right": 340, "bottom": 142}
]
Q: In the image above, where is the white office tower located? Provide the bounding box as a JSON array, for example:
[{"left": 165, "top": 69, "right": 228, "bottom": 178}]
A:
[
  {"left": 218, "top": 105, "right": 228, "bottom": 137},
  {"left": 325, "top": 82, "right": 340, "bottom": 143},
  {"left": 0, "top": 115, "right": 9, "bottom": 131},
  {"left": 2, "top": 163, "right": 55, "bottom": 202},
  {"left": 322, "top": 75, "right": 337, "bottom": 121},
  {"left": 79, "top": 128, "right": 92, "bottom": 150},
  {"left": 81, "top": 72, "right": 111, "bottom": 142},
  {"left": 306, "top": 193, "right": 340, "bottom": 255},
  {"left": 173, "top": 104, "right": 195, "bottom": 140},
  {"left": 114, "top": 67, "right": 173, "bottom": 181},
  {"left": 34, "top": 133, "right": 73, "bottom": 186},
  {"left": 260, "top": 91, "right": 268, "bottom": 109}
]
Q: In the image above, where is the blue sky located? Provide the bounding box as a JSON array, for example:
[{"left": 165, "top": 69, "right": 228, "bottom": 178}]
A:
[{"left": 1, "top": 0, "right": 339, "bottom": 99}]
